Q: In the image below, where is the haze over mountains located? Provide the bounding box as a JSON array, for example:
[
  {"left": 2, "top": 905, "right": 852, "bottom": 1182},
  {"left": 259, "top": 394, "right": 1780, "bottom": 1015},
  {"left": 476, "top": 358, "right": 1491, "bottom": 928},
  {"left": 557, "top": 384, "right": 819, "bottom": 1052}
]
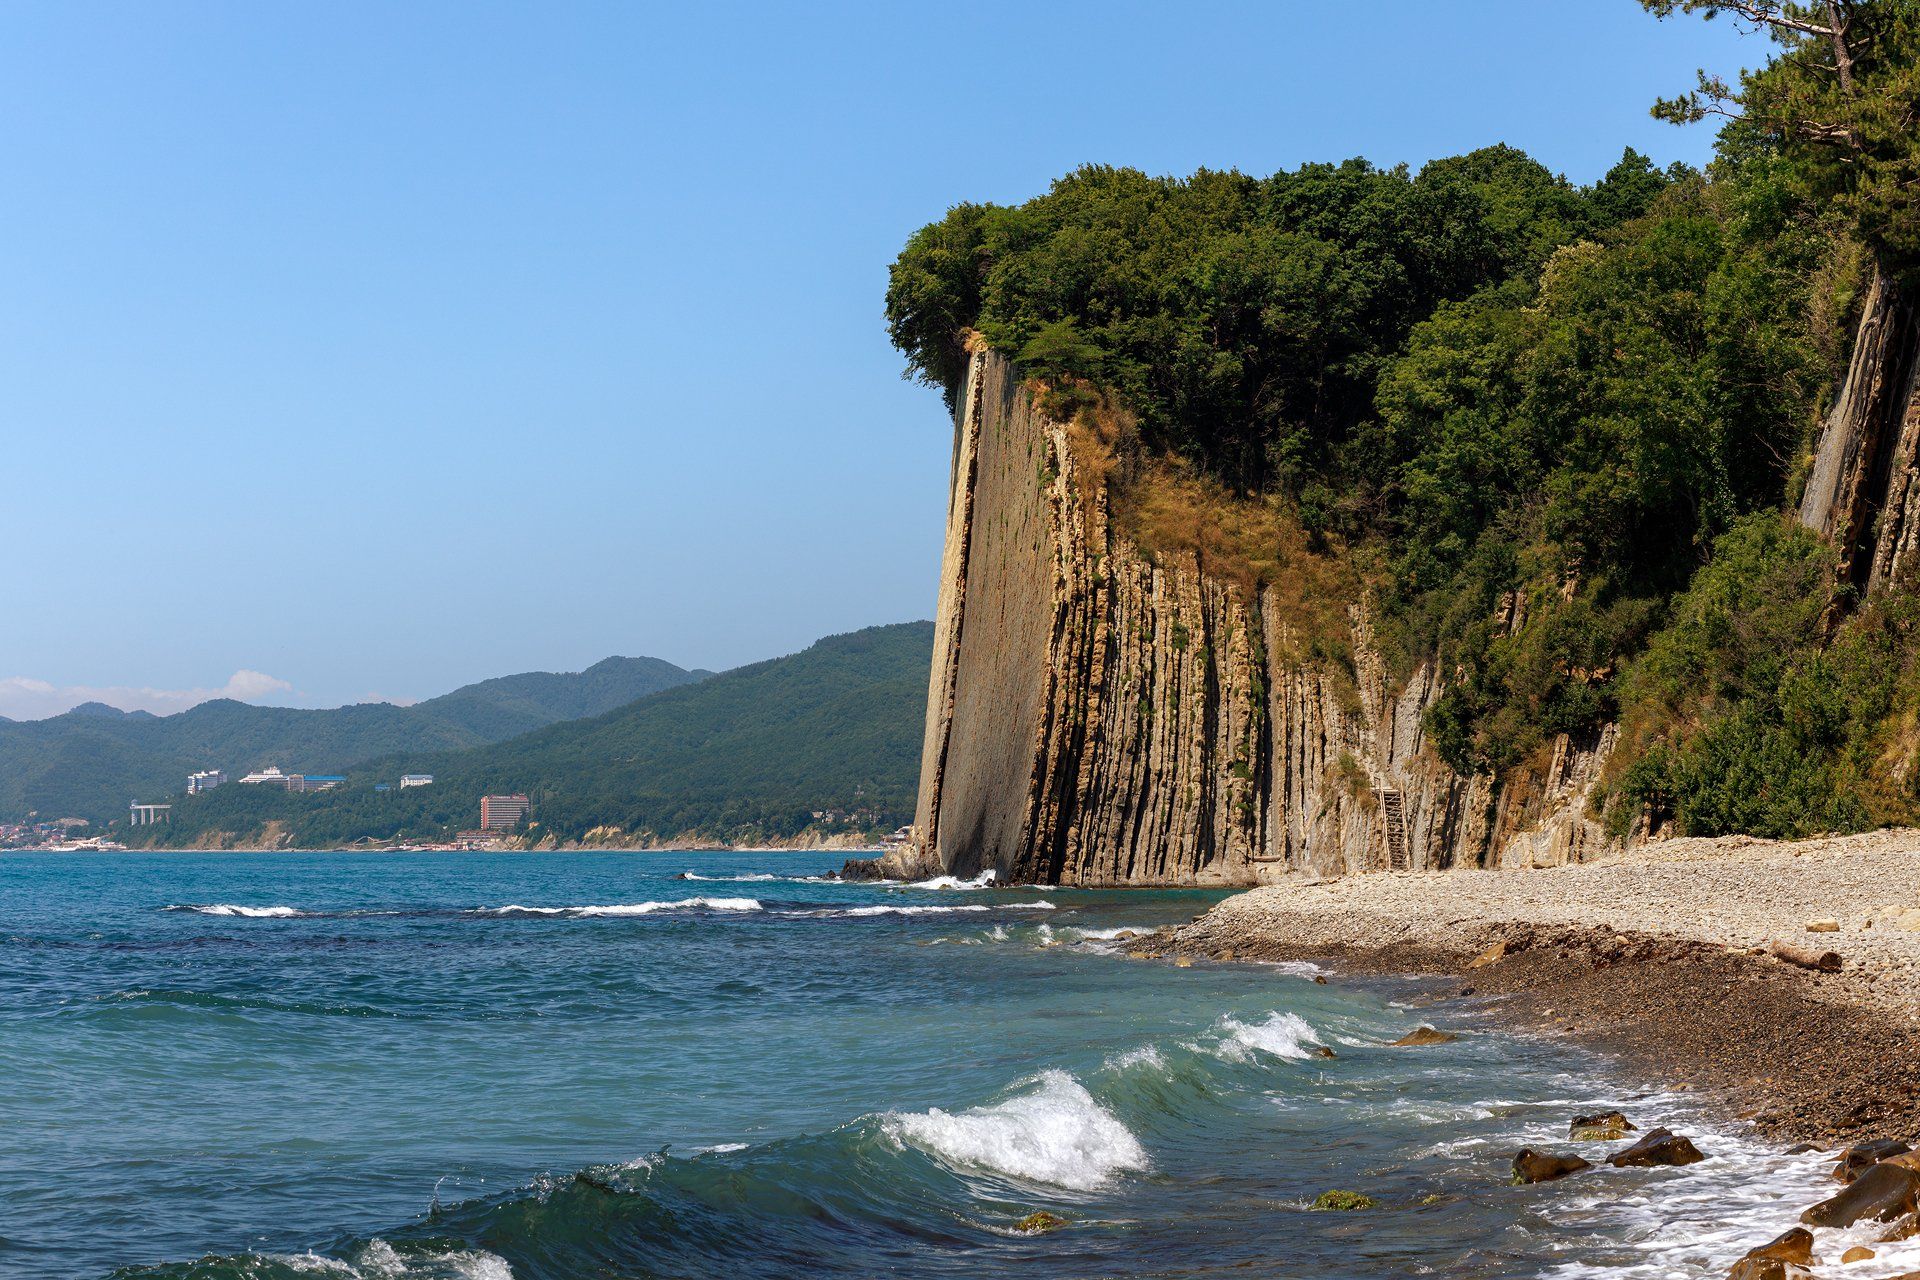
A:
[{"left": 0, "top": 655, "right": 709, "bottom": 823}]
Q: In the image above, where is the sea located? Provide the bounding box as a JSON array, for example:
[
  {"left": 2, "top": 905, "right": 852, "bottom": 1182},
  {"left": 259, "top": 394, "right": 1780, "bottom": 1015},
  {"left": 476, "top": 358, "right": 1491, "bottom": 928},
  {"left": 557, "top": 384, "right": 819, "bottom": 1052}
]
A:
[{"left": 4, "top": 849, "right": 1916, "bottom": 1280}]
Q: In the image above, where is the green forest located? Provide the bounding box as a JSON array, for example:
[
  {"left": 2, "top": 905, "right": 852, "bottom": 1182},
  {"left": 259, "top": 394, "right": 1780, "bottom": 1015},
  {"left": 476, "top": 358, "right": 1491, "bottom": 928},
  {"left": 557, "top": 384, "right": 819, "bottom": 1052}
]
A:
[
  {"left": 886, "top": 1, "right": 1920, "bottom": 840},
  {"left": 119, "top": 624, "right": 931, "bottom": 850}
]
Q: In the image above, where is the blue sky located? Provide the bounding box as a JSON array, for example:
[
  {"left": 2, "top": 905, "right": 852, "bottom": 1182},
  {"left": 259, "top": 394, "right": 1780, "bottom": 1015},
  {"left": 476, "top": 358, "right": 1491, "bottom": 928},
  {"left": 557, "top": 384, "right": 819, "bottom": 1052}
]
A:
[{"left": 1, "top": 1, "right": 1759, "bottom": 717}]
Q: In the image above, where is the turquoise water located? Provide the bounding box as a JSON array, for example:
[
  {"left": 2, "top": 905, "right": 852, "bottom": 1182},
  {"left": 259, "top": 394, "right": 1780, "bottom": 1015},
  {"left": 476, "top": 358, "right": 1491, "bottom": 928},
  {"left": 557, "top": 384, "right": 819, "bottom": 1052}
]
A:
[{"left": 0, "top": 850, "right": 1867, "bottom": 1279}]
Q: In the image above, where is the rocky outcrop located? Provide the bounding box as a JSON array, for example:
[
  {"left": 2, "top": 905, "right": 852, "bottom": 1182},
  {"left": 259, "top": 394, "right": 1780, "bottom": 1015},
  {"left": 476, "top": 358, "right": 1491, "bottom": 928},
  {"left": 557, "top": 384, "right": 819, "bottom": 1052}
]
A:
[
  {"left": 895, "top": 349, "right": 1618, "bottom": 886},
  {"left": 1799, "top": 262, "right": 1920, "bottom": 594}
]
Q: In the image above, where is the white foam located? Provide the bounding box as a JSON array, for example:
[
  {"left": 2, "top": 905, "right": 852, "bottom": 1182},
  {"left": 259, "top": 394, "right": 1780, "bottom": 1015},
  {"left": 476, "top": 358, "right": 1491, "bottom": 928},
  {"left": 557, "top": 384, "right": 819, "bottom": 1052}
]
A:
[
  {"left": 843, "top": 904, "right": 991, "bottom": 916},
  {"left": 167, "top": 904, "right": 304, "bottom": 917},
  {"left": 904, "top": 870, "right": 997, "bottom": 890},
  {"left": 1204, "top": 1011, "right": 1324, "bottom": 1064},
  {"left": 885, "top": 1069, "right": 1147, "bottom": 1191},
  {"left": 481, "top": 897, "right": 762, "bottom": 917},
  {"left": 677, "top": 871, "right": 787, "bottom": 882}
]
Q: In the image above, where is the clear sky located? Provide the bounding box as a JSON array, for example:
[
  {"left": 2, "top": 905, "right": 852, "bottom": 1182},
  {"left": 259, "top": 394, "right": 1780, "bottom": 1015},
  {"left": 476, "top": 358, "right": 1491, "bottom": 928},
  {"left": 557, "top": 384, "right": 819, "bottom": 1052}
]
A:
[{"left": 1, "top": 1, "right": 1760, "bottom": 717}]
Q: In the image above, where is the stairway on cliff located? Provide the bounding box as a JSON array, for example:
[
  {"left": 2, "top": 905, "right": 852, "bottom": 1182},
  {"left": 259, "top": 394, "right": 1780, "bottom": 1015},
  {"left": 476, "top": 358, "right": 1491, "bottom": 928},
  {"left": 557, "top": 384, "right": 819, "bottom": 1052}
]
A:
[{"left": 1381, "top": 788, "right": 1409, "bottom": 871}]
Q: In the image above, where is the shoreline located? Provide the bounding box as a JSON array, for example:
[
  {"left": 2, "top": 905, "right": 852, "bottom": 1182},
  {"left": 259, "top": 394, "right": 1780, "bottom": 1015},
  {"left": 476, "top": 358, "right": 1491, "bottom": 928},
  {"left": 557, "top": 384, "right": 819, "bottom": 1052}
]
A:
[{"left": 1162, "top": 829, "right": 1920, "bottom": 1148}]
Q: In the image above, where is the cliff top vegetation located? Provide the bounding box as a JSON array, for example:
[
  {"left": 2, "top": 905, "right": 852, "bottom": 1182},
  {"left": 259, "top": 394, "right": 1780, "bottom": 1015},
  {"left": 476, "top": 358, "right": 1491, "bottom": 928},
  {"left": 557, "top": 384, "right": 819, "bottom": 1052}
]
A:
[{"left": 885, "top": 0, "right": 1920, "bottom": 842}]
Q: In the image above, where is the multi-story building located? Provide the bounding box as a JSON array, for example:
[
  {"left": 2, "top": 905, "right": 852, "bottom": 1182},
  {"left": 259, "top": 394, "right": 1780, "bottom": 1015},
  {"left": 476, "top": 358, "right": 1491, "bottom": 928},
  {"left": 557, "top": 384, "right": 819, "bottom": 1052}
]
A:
[
  {"left": 399, "top": 774, "right": 434, "bottom": 788},
  {"left": 187, "top": 770, "right": 226, "bottom": 794},
  {"left": 238, "top": 766, "right": 293, "bottom": 788},
  {"left": 479, "top": 794, "right": 530, "bottom": 830}
]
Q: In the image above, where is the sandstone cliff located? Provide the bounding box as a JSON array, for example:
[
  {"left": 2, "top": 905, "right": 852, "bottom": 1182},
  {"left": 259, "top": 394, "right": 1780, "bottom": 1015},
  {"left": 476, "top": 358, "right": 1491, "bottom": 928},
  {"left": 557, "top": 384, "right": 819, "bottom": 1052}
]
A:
[{"left": 895, "top": 349, "right": 1615, "bottom": 887}]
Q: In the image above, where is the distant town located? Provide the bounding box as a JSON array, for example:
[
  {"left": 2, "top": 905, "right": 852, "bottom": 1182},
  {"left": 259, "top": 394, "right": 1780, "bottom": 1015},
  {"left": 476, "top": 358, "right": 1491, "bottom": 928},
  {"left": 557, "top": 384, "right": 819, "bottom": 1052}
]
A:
[{"left": 1, "top": 765, "right": 534, "bottom": 851}]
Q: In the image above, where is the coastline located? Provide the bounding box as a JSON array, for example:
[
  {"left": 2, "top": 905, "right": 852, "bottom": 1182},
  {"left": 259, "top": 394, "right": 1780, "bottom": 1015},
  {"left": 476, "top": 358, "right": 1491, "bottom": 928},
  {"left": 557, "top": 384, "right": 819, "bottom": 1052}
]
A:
[{"left": 1163, "top": 828, "right": 1920, "bottom": 1149}]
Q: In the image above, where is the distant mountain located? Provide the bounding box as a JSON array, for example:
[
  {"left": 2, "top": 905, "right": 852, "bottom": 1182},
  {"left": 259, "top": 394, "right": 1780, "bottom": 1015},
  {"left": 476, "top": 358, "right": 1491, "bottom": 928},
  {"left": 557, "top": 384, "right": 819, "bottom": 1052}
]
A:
[
  {"left": 0, "top": 655, "right": 708, "bottom": 823},
  {"left": 131, "top": 622, "right": 934, "bottom": 849}
]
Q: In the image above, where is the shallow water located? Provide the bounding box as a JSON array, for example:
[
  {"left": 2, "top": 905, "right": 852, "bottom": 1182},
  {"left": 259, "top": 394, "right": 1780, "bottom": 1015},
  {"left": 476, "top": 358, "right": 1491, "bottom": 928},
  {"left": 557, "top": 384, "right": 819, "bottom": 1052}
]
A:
[{"left": 2, "top": 849, "right": 1913, "bottom": 1279}]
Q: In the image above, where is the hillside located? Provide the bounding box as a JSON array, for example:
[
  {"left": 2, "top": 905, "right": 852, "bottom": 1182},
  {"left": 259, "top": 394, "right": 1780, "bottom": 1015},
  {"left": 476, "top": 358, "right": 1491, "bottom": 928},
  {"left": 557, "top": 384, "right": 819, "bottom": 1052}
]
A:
[
  {"left": 0, "top": 654, "right": 706, "bottom": 823},
  {"left": 122, "top": 622, "right": 934, "bottom": 849}
]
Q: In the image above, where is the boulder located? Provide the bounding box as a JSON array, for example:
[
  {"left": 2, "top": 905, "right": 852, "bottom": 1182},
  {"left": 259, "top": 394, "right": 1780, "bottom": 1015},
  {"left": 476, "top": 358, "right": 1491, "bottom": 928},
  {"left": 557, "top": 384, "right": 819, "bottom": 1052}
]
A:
[
  {"left": 1312, "top": 1046, "right": 1338, "bottom": 1059},
  {"left": 1392, "top": 1026, "right": 1460, "bottom": 1047},
  {"left": 1842, "top": 1246, "right": 1877, "bottom": 1263},
  {"left": 1570, "top": 1110, "right": 1637, "bottom": 1142},
  {"left": 1801, "top": 1162, "right": 1920, "bottom": 1228},
  {"left": 1607, "top": 1127, "right": 1706, "bottom": 1168},
  {"left": 1738, "top": 1228, "right": 1813, "bottom": 1266},
  {"left": 1726, "top": 1261, "right": 1815, "bottom": 1280},
  {"left": 1807, "top": 919, "right": 1842, "bottom": 933},
  {"left": 1833, "top": 1138, "right": 1912, "bottom": 1182},
  {"left": 1012, "top": 1211, "right": 1067, "bottom": 1234},
  {"left": 1310, "top": 1189, "right": 1377, "bottom": 1211},
  {"left": 1512, "top": 1149, "right": 1593, "bottom": 1184},
  {"left": 1881, "top": 1212, "right": 1920, "bottom": 1242},
  {"left": 837, "top": 858, "right": 888, "bottom": 881}
]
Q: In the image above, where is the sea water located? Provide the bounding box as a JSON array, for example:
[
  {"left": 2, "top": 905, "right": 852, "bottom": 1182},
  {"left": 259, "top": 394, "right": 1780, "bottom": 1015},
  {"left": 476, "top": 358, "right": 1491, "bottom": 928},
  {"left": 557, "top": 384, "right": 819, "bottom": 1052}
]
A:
[{"left": 2, "top": 850, "right": 1914, "bottom": 1279}]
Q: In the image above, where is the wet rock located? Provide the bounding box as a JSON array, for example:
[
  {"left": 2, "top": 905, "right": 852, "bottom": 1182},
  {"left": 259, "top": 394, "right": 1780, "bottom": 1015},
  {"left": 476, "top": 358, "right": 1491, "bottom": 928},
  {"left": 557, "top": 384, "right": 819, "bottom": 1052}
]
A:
[
  {"left": 837, "top": 858, "right": 888, "bottom": 881},
  {"left": 1842, "top": 1245, "right": 1877, "bottom": 1263},
  {"left": 1801, "top": 1162, "right": 1920, "bottom": 1228},
  {"left": 1173, "top": 956, "right": 1194, "bottom": 968},
  {"left": 1881, "top": 1212, "right": 1920, "bottom": 1242},
  {"left": 1606, "top": 1127, "right": 1706, "bottom": 1168},
  {"left": 1012, "top": 1211, "right": 1067, "bottom": 1234},
  {"left": 1313, "top": 975, "right": 1328, "bottom": 985},
  {"left": 1569, "top": 1110, "right": 1637, "bottom": 1142},
  {"left": 1392, "top": 1026, "right": 1460, "bottom": 1047},
  {"left": 1833, "top": 1138, "right": 1912, "bottom": 1182},
  {"left": 1310, "top": 1189, "right": 1377, "bottom": 1211},
  {"left": 1312, "top": 1046, "right": 1338, "bottom": 1059},
  {"left": 1737, "top": 1228, "right": 1814, "bottom": 1266},
  {"left": 1725, "top": 1260, "right": 1816, "bottom": 1280},
  {"left": 1511, "top": 1149, "right": 1592, "bottom": 1184},
  {"left": 1214, "top": 949, "right": 1236, "bottom": 962}
]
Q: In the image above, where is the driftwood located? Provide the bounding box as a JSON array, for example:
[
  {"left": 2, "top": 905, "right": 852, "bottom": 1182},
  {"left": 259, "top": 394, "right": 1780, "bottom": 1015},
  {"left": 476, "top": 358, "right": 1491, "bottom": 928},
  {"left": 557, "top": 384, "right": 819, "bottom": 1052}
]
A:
[{"left": 1769, "top": 940, "right": 1843, "bottom": 972}]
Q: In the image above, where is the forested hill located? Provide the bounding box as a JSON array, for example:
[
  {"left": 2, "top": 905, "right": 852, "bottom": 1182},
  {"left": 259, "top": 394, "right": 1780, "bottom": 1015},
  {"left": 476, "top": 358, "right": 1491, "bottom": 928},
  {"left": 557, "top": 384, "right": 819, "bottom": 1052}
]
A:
[
  {"left": 122, "top": 622, "right": 933, "bottom": 849},
  {"left": 0, "top": 654, "right": 707, "bottom": 824},
  {"left": 885, "top": 0, "right": 1920, "bottom": 842}
]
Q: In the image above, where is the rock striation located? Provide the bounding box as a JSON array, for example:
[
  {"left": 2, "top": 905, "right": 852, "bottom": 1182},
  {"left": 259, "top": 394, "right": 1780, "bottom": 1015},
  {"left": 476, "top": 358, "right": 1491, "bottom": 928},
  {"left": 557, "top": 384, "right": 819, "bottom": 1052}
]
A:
[{"left": 892, "top": 348, "right": 1619, "bottom": 886}]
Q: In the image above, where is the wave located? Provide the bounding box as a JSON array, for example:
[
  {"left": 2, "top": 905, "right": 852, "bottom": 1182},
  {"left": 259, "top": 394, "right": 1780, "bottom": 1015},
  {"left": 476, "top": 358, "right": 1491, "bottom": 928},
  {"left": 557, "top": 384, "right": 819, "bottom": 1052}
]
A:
[
  {"left": 164, "top": 903, "right": 306, "bottom": 917},
  {"left": 840, "top": 903, "right": 991, "bottom": 916},
  {"left": 675, "top": 871, "right": 819, "bottom": 883},
  {"left": 1200, "top": 1011, "right": 1325, "bottom": 1064},
  {"left": 883, "top": 1069, "right": 1148, "bottom": 1191},
  {"left": 478, "top": 897, "right": 763, "bottom": 918},
  {"left": 901, "top": 870, "right": 997, "bottom": 890}
]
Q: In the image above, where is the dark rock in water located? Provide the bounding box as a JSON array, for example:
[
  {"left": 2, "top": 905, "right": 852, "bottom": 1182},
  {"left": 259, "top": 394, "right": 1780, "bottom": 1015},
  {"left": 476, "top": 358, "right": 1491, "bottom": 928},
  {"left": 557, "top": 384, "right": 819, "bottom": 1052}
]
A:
[
  {"left": 1834, "top": 1138, "right": 1912, "bottom": 1182},
  {"left": 1309, "top": 1189, "right": 1377, "bottom": 1211},
  {"left": 1012, "top": 1211, "right": 1067, "bottom": 1234},
  {"left": 1511, "top": 1149, "right": 1592, "bottom": 1184},
  {"left": 1606, "top": 1127, "right": 1705, "bottom": 1168},
  {"left": 1569, "top": 1110, "right": 1637, "bottom": 1141},
  {"left": 1312, "top": 1046, "right": 1338, "bottom": 1059},
  {"left": 1725, "top": 1258, "right": 1816, "bottom": 1280},
  {"left": 1802, "top": 1161, "right": 1920, "bottom": 1228},
  {"left": 1392, "top": 1026, "right": 1459, "bottom": 1046},
  {"left": 1880, "top": 1211, "right": 1920, "bottom": 1242},
  {"left": 1785, "top": 1142, "right": 1827, "bottom": 1155},
  {"left": 837, "top": 858, "right": 888, "bottom": 881},
  {"left": 1737, "top": 1228, "right": 1814, "bottom": 1266}
]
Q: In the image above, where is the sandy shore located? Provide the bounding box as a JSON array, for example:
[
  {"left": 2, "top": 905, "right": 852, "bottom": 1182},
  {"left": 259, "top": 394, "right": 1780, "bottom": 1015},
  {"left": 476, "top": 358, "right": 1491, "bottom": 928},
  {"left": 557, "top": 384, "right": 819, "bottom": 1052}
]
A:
[{"left": 1166, "top": 828, "right": 1920, "bottom": 1146}]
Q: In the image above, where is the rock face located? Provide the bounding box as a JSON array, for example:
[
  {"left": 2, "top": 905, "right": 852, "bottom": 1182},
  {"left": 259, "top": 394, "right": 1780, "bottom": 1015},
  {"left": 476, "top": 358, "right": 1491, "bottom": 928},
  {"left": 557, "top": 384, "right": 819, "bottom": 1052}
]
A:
[
  {"left": 894, "top": 348, "right": 1619, "bottom": 886},
  {"left": 1798, "top": 263, "right": 1920, "bottom": 595}
]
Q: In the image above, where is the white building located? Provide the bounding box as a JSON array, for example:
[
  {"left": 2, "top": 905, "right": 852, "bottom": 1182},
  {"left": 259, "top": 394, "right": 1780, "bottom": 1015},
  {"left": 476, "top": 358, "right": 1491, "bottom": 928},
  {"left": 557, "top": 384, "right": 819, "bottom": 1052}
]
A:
[
  {"left": 399, "top": 774, "right": 434, "bottom": 788},
  {"left": 238, "top": 766, "right": 293, "bottom": 788},
  {"left": 187, "top": 770, "right": 226, "bottom": 794}
]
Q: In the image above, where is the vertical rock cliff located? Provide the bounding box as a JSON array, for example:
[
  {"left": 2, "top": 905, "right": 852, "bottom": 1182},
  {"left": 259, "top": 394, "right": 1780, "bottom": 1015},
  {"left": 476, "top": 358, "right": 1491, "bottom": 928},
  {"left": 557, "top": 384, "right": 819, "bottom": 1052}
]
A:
[
  {"left": 897, "top": 349, "right": 1614, "bottom": 886},
  {"left": 1799, "top": 264, "right": 1920, "bottom": 595}
]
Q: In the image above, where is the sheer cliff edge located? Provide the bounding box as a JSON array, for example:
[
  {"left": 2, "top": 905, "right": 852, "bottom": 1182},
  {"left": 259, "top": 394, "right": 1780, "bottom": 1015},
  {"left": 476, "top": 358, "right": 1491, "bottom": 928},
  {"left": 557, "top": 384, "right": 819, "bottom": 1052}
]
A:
[{"left": 877, "top": 349, "right": 1617, "bottom": 887}]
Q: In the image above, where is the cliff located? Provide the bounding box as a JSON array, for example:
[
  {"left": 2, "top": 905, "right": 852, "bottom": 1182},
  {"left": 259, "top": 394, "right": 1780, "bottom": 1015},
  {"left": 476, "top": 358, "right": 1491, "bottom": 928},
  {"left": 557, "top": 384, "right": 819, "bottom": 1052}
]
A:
[{"left": 893, "top": 350, "right": 1616, "bottom": 887}]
